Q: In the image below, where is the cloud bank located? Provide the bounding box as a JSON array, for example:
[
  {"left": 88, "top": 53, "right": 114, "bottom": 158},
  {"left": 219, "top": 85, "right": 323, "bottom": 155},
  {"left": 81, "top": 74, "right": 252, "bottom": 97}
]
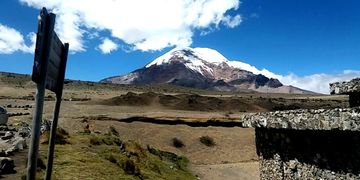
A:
[
  {"left": 19, "top": 0, "right": 241, "bottom": 53},
  {"left": 233, "top": 60, "right": 360, "bottom": 94},
  {"left": 278, "top": 70, "right": 360, "bottom": 94},
  {"left": 0, "top": 23, "right": 35, "bottom": 54}
]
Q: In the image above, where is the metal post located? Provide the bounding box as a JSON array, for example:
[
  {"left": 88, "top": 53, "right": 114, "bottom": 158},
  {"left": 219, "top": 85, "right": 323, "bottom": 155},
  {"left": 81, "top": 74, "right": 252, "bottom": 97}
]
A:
[
  {"left": 45, "top": 43, "right": 69, "bottom": 180},
  {"left": 27, "top": 9, "right": 55, "bottom": 180},
  {"left": 27, "top": 82, "right": 46, "bottom": 180},
  {"left": 44, "top": 95, "right": 61, "bottom": 180}
]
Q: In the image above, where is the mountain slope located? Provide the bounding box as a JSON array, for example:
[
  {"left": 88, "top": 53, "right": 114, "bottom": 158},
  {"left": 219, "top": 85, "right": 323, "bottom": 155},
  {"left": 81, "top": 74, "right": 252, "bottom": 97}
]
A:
[{"left": 101, "top": 47, "right": 311, "bottom": 94}]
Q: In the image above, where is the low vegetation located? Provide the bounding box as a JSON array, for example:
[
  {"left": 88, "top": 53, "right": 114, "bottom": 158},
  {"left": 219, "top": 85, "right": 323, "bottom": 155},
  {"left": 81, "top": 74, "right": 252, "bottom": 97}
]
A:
[
  {"left": 37, "top": 132, "right": 195, "bottom": 180},
  {"left": 199, "top": 136, "right": 216, "bottom": 147},
  {"left": 172, "top": 137, "right": 185, "bottom": 148},
  {"left": 40, "top": 127, "right": 70, "bottom": 145}
]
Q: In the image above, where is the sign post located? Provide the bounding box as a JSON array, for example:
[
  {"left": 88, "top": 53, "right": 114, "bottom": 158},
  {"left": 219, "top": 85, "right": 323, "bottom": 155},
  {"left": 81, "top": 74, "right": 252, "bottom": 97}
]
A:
[
  {"left": 28, "top": 7, "right": 69, "bottom": 180},
  {"left": 45, "top": 42, "right": 69, "bottom": 180}
]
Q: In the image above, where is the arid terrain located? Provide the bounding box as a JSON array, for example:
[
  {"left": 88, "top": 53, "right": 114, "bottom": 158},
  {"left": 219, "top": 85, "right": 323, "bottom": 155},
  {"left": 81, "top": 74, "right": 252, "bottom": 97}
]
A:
[{"left": 0, "top": 72, "right": 349, "bottom": 179}]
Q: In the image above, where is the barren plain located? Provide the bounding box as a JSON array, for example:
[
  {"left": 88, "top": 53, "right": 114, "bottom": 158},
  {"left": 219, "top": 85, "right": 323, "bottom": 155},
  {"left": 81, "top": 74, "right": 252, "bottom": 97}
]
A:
[{"left": 0, "top": 72, "right": 348, "bottom": 179}]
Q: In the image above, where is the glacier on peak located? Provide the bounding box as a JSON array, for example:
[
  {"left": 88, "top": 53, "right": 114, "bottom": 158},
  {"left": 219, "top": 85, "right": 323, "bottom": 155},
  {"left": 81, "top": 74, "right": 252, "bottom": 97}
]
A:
[{"left": 145, "top": 47, "right": 280, "bottom": 79}]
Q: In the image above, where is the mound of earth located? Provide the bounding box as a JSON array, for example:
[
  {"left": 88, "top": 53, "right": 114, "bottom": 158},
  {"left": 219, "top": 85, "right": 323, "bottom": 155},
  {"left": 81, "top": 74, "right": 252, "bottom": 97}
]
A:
[
  {"left": 102, "top": 92, "right": 158, "bottom": 106},
  {"left": 98, "top": 92, "right": 348, "bottom": 112}
]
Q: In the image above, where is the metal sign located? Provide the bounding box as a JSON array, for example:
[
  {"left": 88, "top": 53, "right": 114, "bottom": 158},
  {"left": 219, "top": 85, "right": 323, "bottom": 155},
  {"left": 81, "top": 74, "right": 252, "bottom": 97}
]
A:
[
  {"left": 31, "top": 8, "right": 50, "bottom": 84},
  {"left": 32, "top": 9, "right": 66, "bottom": 94},
  {"left": 45, "top": 32, "right": 65, "bottom": 92},
  {"left": 28, "top": 7, "right": 69, "bottom": 180}
]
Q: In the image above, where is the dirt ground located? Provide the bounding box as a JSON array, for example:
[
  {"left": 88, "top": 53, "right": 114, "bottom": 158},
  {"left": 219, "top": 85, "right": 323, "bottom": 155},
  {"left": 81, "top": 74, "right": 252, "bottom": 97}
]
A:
[
  {"left": 0, "top": 73, "right": 350, "bottom": 179},
  {"left": 0, "top": 98, "right": 260, "bottom": 179}
]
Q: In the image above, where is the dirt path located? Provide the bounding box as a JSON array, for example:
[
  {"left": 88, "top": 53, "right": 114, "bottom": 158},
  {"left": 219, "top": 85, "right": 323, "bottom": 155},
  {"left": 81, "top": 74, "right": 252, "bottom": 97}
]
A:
[{"left": 191, "top": 162, "right": 260, "bottom": 180}]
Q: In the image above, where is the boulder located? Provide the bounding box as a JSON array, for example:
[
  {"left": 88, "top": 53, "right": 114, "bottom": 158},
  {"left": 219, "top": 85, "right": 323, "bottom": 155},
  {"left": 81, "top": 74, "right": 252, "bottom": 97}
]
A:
[
  {"left": 0, "top": 157, "right": 15, "bottom": 174},
  {"left": 0, "top": 107, "right": 8, "bottom": 125}
]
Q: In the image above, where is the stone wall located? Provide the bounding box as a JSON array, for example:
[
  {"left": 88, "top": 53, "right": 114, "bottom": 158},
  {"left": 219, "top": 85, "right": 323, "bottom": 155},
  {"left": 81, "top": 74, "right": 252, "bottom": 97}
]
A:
[
  {"left": 242, "top": 109, "right": 360, "bottom": 179},
  {"left": 330, "top": 78, "right": 360, "bottom": 95},
  {"left": 242, "top": 78, "right": 360, "bottom": 179},
  {"left": 242, "top": 107, "right": 360, "bottom": 131},
  {"left": 330, "top": 78, "right": 360, "bottom": 107},
  {"left": 255, "top": 128, "right": 360, "bottom": 179}
]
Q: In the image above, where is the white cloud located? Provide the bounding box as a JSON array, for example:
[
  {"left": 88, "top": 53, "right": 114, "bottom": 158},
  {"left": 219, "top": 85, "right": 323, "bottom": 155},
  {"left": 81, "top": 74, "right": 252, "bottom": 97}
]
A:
[
  {"left": 222, "top": 15, "right": 242, "bottom": 28},
  {"left": 231, "top": 60, "right": 360, "bottom": 94},
  {"left": 279, "top": 70, "right": 360, "bottom": 94},
  {"left": 0, "top": 23, "right": 35, "bottom": 54},
  {"left": 98, "top": 38, "right": 118, "bottom": 54},
  {"left": 19, "top": 0, "right": 241, "bottom": 53}
]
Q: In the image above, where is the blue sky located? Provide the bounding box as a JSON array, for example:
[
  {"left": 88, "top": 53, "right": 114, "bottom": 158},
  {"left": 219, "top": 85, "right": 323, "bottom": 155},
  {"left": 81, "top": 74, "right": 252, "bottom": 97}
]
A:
[{"left": 0, "top": 0, "right": 359, "bottom": 93}]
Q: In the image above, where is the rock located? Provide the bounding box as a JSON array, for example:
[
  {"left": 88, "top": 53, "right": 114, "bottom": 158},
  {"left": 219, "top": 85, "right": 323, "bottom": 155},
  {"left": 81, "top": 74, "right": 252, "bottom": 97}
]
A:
[
  {"left": 0, "top": 157, "right": 15, "bottom": 174},
  {"left": 0, "top": 107, "right": 8, "bottom": 125},
  {"left": 41, "top": 120, "right": 52, "bottom": 134},
  {"left": 1, "top": 131, "right": 14, "bottom": 140}
]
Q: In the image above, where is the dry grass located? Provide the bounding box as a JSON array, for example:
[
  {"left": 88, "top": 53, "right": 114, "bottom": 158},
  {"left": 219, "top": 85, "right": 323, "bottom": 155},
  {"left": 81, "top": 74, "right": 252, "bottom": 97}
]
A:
[{"left": 37, "top": 133, "right": 195, "bottom": 180}]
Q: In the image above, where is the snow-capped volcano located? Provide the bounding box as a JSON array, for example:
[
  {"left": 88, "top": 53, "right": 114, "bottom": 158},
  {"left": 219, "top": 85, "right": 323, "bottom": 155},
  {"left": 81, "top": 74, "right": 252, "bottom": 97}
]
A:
[
  {"left": 101, "top": 47, "right": 311, "bottom": 94},
  {"left": 146, "top": 47, "right": 227, "bottom": 67},
  {"left": 146, "top": 47, "right": 280, "bottom": 80}
]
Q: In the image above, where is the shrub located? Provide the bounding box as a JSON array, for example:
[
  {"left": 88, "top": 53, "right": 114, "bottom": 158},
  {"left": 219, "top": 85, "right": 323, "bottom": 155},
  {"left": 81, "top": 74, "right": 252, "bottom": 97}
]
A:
[
  {"left": 40, "top": 127, "right": 70, "bottom": 145},
  {"left": 37, "top": 157, "right": 46, "bottom": 171},
  {"left": 89, "top": 136, "right": 102, "bottom": 145},
  {"left": 199, "top": 136, "right": 215, "bottom": 147},
  {"left": 89, "top": 135, "right": 123, "bottom": 146},
  {"left": 172, "top": 138, "right": 185, "bottom": 148},
  {"left": 105, "top": 154, "right": 117, "bottom": 164},
  {"left": 109, "top": 126, "right": 119, "bottom": 137},
  {"left": 123, "top": 159, "right": 138, "bottom": 175}
]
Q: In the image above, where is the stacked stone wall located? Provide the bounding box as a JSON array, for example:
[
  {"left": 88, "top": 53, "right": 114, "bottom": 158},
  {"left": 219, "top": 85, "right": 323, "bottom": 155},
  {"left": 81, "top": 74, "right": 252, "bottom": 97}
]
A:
[
  {"left": 243, "top": 78, "right": 360, "bottom": 179},
  {"left": 256, "top": 128, "right": 360, "bottom": 179}
]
